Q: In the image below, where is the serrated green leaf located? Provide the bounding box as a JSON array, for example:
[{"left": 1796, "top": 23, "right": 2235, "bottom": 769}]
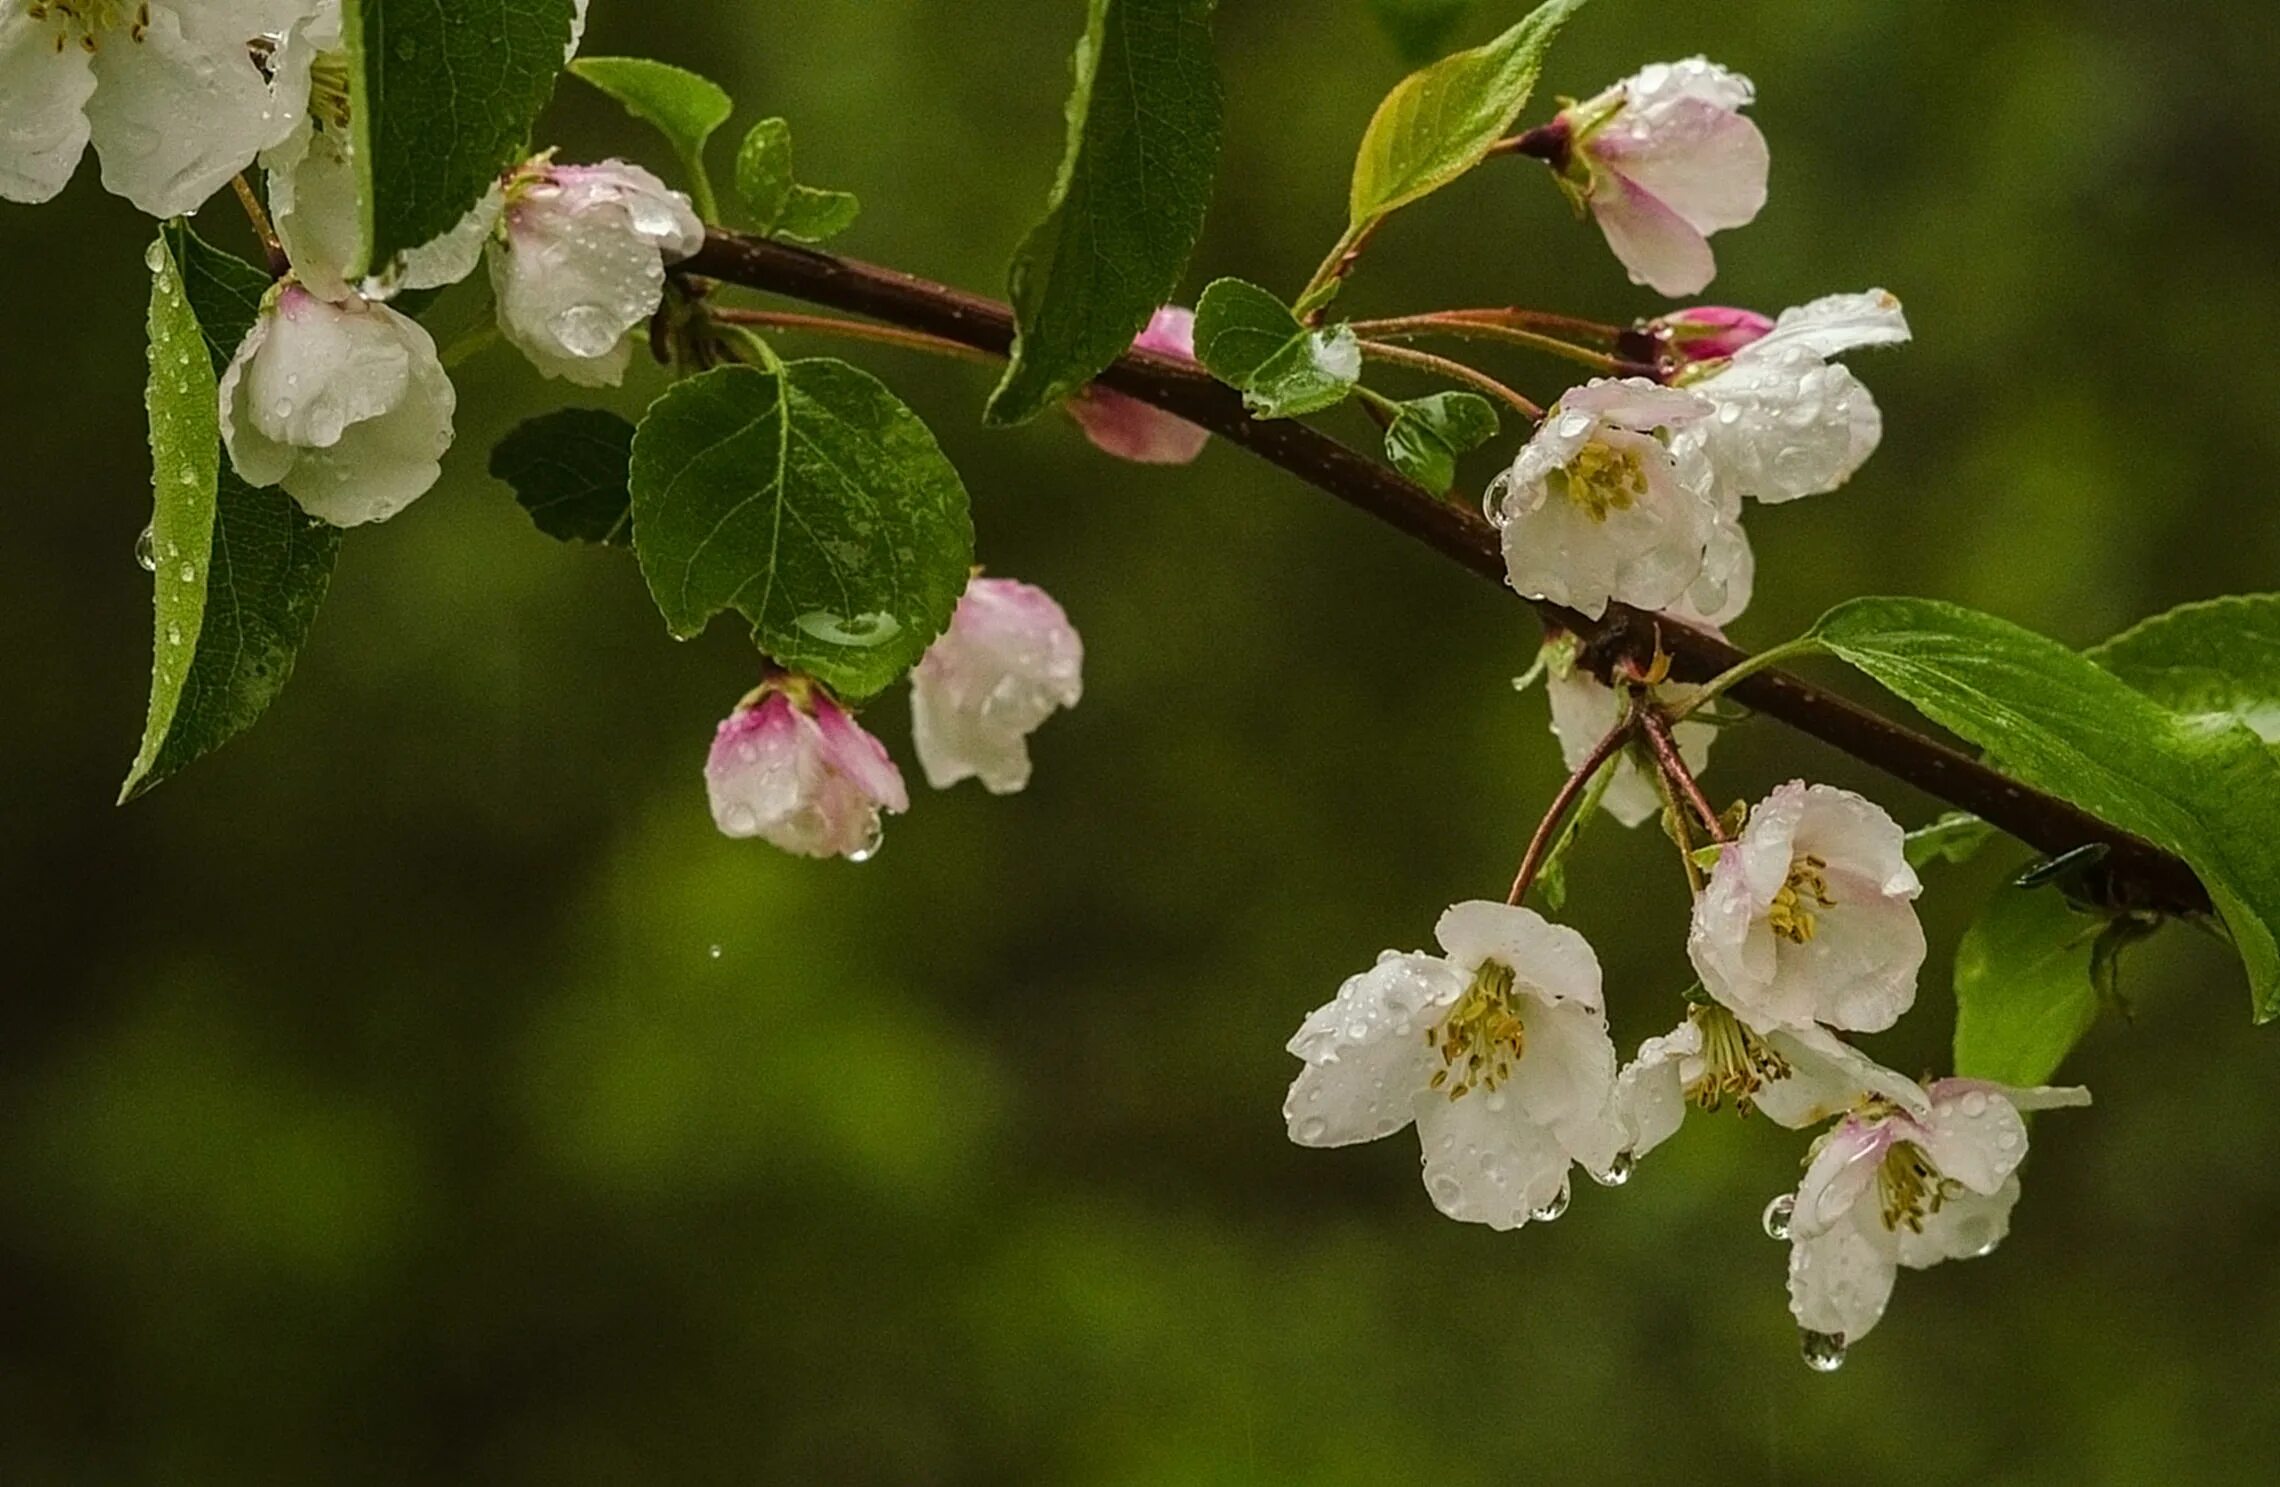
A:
[
  {"left": 1191, "top": 278, "right": 1360, "bottom": 418},
  {"left": 1904, "top": 810, "right": 1997, "bottom": 870},
  {"left": 1953, "top": 886, "right": 2103, "bottom": 1087},
  {"left": 985, "top": 0, "right": 1223, "bottom": 427},
  {"left": 571, "top": 56, "right": 733, "bottom": 216},
  {"left": 2090, "top": 594, "right": 2280, "bottom": 744},
  {"left": 1382, "top": 390, "right": 1498, "bottom": 494},
  {"left": 123, "top": 227, "right": 340, "bottom": 802},
  {"left": 1370, "top": 0, "right": 1480, "bottom": 64},
  {"left": 733, "top": 118, "right": 860, "bottom": 243},
  {"left": 628, "top": 360, "right": 974, "bottom": 699},
  {"left": 1810, "top": 596, "right": 2280, "bottom": 1019},
  {"left": 1348, "top": 0, "right": 1590, "bottom": 227},
  {"left": 490, "top": 409, "right": 635, "bottom": 547},
  {"left": 343, "top": 0, "right": 584, "bottom": 268}
]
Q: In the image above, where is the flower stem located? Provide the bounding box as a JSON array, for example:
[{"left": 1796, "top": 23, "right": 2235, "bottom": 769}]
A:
[
  {"left": 1507, "top": 717, "right": 1637, "bottom": 906},
  {"left": 707, "top": 308, "right": 1002, "bottom": 366},
  {"left": 1351, "top": 313, "right": 1645, "bottom": 377},
  {"left": 1664, "top": 638, "right": 1826, "bottom": 723},
  {"left": 1296, "top": 216, "right": 1385, "bottom": 322},
  {"left": 230, "top": 173, "right": 288, "bottom": 278},
  {"left": 1358, "top": 340, "right": 1543, "bottom": 420},
  {"left": 1641, "top": 706, "right": 1729, "bottom": 844}
]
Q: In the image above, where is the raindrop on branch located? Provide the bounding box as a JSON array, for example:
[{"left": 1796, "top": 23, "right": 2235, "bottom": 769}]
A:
[{"left": 134, "top": 525, "right": 157, "bottom": 572}]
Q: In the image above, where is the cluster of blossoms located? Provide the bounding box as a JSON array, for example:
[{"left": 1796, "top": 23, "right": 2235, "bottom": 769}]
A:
[{"left": 1280, "top": 58, "right": 2091, "bottom": 1369}]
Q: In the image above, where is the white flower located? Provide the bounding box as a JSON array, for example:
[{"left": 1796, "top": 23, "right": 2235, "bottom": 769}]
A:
[
  {"left": 910, "top": 576, "right": 1084, "bottom": 794},
  {"left": 1675, "top": 290, "right": 1912, "bottom": 506},
  {"left": 706, "top": 686, "right": 909, "bottom": 859},
  {"left": 1540, "top": 644, "right": 1710, "bottom": 829},
  {"left": 219, "top": 283, "right": 455, "bottom": 527},
  {"left": 1489, "top": 378, "right": 1720, "bottom": 620},
  {"left": 1558, "top": 58, "right": 1769, "bottom": 297},
  {"left": 1687, "top": 781, "right": 1926, "bottom": 1035},
  {"left": 0, "top": 0, "right": 324, "bottom": 217},
  {"left": 1784, "top": 1077, "right": 2090, "bottom": 1348},
  {"left": 1283, "top": 901, "right": 1622, "bottom": 1229},
  {"left": 1068, "top": 306, "right": 1212, "bottom": 465}
]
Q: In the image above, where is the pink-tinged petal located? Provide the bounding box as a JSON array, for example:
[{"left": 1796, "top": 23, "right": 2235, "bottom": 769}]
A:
[
  {"left": 810, "top": 693, "right": 910, "bottom": 813},
  {"left": 1557, "top": 376, "right": 1711, "bottom": 430},
  {"left": 1787, "top": 1213, "right": 1899, "bottom": 1342},
  {"left": 1753, "top": 1024, "right": 1928, "bottom": 1130},
  {"left": 1131, "top": 304, "right": 1197, "bottom": 360},
  {"left": 1590, "top": 170, "right": 1718, "bottom": 297},
  {"left": 707, "top": 690, "right": 907, "bottom": 858},
  {"left": 1068, "top": 387, "right": 1211, "bottom": 465},
  {"left": 1790, "top": 1116, "right": 1894, "bottom": 1240},
  {"left": 1592, "top": 100, "right": 1768, "bottom": 234},
  {"left": 1653, "top": 305, "right": 1775, "bottom": 363},
  {"left": 910, "top": 576, "right": 1084, "bottom": 794}
]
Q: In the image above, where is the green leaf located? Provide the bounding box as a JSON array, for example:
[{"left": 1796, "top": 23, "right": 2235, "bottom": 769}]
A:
[
  {"left": 343, "top": 0, "right": 584, "bottom": 267},
  {"left": 1191, "top": 277, "right": 1361, "bottom": 418},
  {"left": 733, "top": 118, "right": 860, "bottom": 243},
  {"left": 984, "top": 0, "right": 1224, "bottom": 427},
  {"left": 1370, "top": 0, "right": 1479, "bottom": 64},
  {"left": 123, "top": 227, "right": 340, "bottom": 802},
  {"left": 490, "top": 409, "right": 635, "bottom": 547},
  {"left": 1810, "top": 596, "right": 2280, "bottom": 1018},
  {"left": 570, "top": 56, "right": 734, "bottom": 217},
  {"left": 1382, "top": 390, "right": 1498, "bottom": 494},
  {"left": 628, "top": 360, "right": 975, "bottom": 700},
  {"left": 2090, "top": 594, "right": 2280, "bottom": 744},
  {"left": 1348, "top": 0, "right": 1590, "bottom": 227},
  {"left": 1904, "top": 810, "right": 1997, "bottom": 870},
  {"left": 1953, "top": 885, "right": 2103, "bottom": 1087}
]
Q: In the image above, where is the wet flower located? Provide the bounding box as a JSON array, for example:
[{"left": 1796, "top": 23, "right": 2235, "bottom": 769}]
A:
[
  {"left": 910, "top": 576, "right": 1084, "bottom": 794},
  {"left": 1645, "top": 304, "right": 1774, "bottom": 366},
  {"left": 1688, "top": 781, "right": 1926, "bottom": 1035},
  {"left": 1539, "top": 641, "right": 1711, "bottom": 829},
  {"left": 218, "top": 283, "right": 456, "bottom": 527},
  {"left": 0, "top": 0, "right": 325, "bottom": 217},
  {"left": 1674, "top": 289, "right": 1911, "bottom": 506},
  {"left": 1488, "top": 377, "right": 1719, "bottom": 620},
  {"left": 706, "top": 684, "right": 908, "bottom": 859},
  {"left": 1551, "top": 58, "right": 1769, "bottom": 297},
  {"left": 1067, "top": 306, "right": 1211, "bottom": 465},
  {"left": 1784, "top": 1077, "right": 2090, "bottom": 1349},
  {"left": 1283, "top": 901, "right": 1622, "bottom": 1229}
]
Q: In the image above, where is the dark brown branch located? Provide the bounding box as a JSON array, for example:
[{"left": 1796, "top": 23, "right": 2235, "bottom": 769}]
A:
[{"left": 680, "top": 230, "right": 2213, "bottom": 917}]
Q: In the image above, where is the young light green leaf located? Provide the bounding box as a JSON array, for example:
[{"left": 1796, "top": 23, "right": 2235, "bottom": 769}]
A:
[
  {"left": 1192, "top": 277, "right": 1361, "bottom": 419},
  {"left": 628, "top": 360, "right": 975, "bottom": 700},
  {"left": 1382, "top": 390, "right": 1498, "bottom": 494},
  {"left": 733, "top": 118, "right": 860, "bottom": 243},
  {"left": 1348, "top": 0, "right": 1591, "bottom": 227},
  {"left": 2090, "top": 593, "right": 2280, "bottom": 744},
  {"left": 1370, "top": 0, "right": 1480, "bottom": 64},
  {"left": 1904, "top": 810, "right": 1997, "bottom": 870},
  {"left": 1810, "top": 596, "right": 2280, "bottom": 1019},
  {"left": 1953, "top": 885, "right": 2103, "bottom": 1087},
  {"left": 343, "top": 0, "right": 585, "bottom": 267},
  {"left": 123, "top": 227, "right": 341, "bottom": 802},
  {"left": 570, "top": 56, "right": 734, "bottom": 216},
  {"left": 984, "top": 0, "right": 1223, "bottom": 428},
  {"left": 490, "top": 409, "right": 636, "bottom": 547}
]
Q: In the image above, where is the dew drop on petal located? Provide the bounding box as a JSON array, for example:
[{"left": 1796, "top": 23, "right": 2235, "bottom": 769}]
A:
[
  {"left": 1960, "top": 1091, "right": 1989, "bottom": 1117},
  {"left": 1295, "top": 1114, "right": 1328, "bottom": 1143},
  {"left": 1799, "top": 1329, "right": 1848, "bottom": 1373},
  {"left": 134, "top": 525, "right": 158, "bottom": 572},
  {"left": 847, "top": 819, "right": 885, "bottom": 864},
  {"left": 1762, "top": 1192, "right": 1795, "bottom": 1240},
  {"left": 1531, "top": 1178, "right": 1571, "bottom": 1223}
]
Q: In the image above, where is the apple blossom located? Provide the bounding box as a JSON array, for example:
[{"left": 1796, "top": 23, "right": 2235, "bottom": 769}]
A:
[
  {"left": 0, "top": 0, "right": 324, "bottom": 218},
  {"left": 706, "top": 685, "right": 909, "bottom": 859},
  {"left": 1067, "top": 306, "right": 1211, "bottom": 464},
  {"left": 909, "top": 576, "right": 1084, "bottom": 794},
  {"left": 1783, "top": 1077, "right": 2090, "bottom": 1357},
  {"left": 1644, "top": 305, "right": 1774, "bottom": 366},
  {"left": 1283, "top": 901, "right": 1622, "bottom": 1229},
  {"left": 1540, "top": 642, "right": 1712, "bottom": 829},
  {"left": 1687, "top": 781, "right": 1926, "bottom": 1036},
  {"left": 1549, "top": 58, "right": 1770, "bottom": 297},
  {"left": 1675, "top": 289, "right": 1912, "bottom": 506},
  {"left": 1488, "top": 378, "right": 1720, "bottom": 619},
  {"left": 218, "top": 283, "right": 456, "bottom": 527}
]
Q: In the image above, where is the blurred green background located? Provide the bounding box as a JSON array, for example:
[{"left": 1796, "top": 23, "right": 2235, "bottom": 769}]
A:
[{"left": 6, "top": 0, "right": 2280, "bottom": 1480}]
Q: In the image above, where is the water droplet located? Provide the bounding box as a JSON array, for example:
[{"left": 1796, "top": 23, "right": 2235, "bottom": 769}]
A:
[
  {"left": 707, "top": 944, "right": 723, "bottom": 960},
  {"left": 1799, "top": 1329, "right": 1848, "bottom": 1373},
  {"left": 795, "top": 609, "right": 903, "bottom": 649},
  {"left": 1295, "top": 1115, "right": 1328, "bottom": 1143},
  {"left": 1762, "top": 1193, "right": 1795, "bottom": 1240},
  {"left": 847, "top": 818, "right": 885, "bottom": 863},
  {"left": 1960, "top": 1091, "right": 1989, "bottom": 1117},
  {"left": 1530, "top": 1179, "right": 1571, "bottom": 1223},
  {"left": 549, "top": 303, "right": 623, "bottom": 358},
  {"left": 165, "top": 622, "right": 184, "bottom": 647},
  {"left": 1594, "top": 1149, "right": 1636, "bottom": 1187},
  {"left": 133, "top": 525, "right": 157, "bottom": 572},
  {"left": 176, "top": 562, "right": 196, "bottom": 584},
  {"left": 144, "top": 239, "right": 168, "bottom": 273}
]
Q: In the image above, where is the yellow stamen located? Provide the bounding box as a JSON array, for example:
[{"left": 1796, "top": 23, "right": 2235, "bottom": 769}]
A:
[
  {"left": 1427, "top": 961, "right": 1528, "bottom": 1100},
  {"left": 1549, "top": 438, "right": 1649, "bottom": 523},
  {"left": 1684, "top": 1001, "right": 1791, "bottom": 1111},
  {"left": 1767, "top": 853, "right": 1836, "bottom": 944}
]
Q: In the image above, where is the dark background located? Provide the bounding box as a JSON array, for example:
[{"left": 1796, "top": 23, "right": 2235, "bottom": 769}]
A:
[{"left": 6, "top": 0, "right": 2280, "bottom": 1480}]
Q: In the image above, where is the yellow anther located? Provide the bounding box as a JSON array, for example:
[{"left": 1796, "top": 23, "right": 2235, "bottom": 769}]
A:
[
  {"left": 1767, "top": 853, "right": 1836, "bottom": 944},
  {"left": 1430, "top": 961, "right": 1529, "bottom": 1100},
  {"left": 1551, "top": 438, "right": 1650, "bottom": 523},
  {"left": 1684, "top": 1001, "right": 1791, "bottom": 1111},
  {"left": 1875, "top": 1140, "right": 1955, "bottom": 1233}
]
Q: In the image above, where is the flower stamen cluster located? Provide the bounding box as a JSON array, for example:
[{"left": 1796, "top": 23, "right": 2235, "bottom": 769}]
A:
[{"left": 1427, "top": 960, "right": 1527, "bottom": 1098}]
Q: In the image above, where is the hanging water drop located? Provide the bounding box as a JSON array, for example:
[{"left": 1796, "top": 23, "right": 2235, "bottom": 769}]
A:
[
  {"left": 1530, "top": 1179, "right": 1571, "bottom": 1223},
  {"left": 847, "top": 819, "right": 885, "bottom": 863},
  {"left": 134, "top": 525, "right": 158, "bottom": 571},
  {"left": 1799, "top": 1329, "right": 1847, "bottom": 1373},
  {"left": 1594, "top": 1149, "right": 1636, "bottom": 1187},
  {"left": 1762, "top": 1192, "right": 1795, "bottom": 1240}
]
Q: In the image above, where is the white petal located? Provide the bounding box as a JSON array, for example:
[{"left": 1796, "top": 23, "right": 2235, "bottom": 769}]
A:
[
  {"left": 1787, "top": 1212, "right": 1898, "bottom": 1342},
  {"left": 86, "top": 5, "right": 304, "bottom": 217},
  {"left": 1673, "top": 511, "right": 1754, "bottom": 629},
  {"left": 278, "top": 307, "right": 454, "bottom": 526},
  {"left": 1896, "top": 1175, "right": 2018, "bottom": 1269},
  {"left": 392, "top": 185, "right": 504, "bottom": 293},
  {"left": 1614, "top": 1019, "right": 1700, "bottom": 1158},
  {"left": 1618, "top": 57, "right": 1757, "bottom": 116},
  {"left": 1558, "top": 377, "right": 1712, "bottom": 431},
  {"left": 1691, "top": 351, "right": 1884, "bottom": 505},
  {"left": 491, "top": 167, "right": 698, "bottom": 385},
  {"left": 0, "top": 16, "right": 96, "bottom": 205},
  {"left": 1412, "top": 1086, "right": 1571, "bottom": 1230},
  {"left": 1589, "top": 170, "right": 1717, "bottom": 297},
  {"left": 1433, "top": 901, "right": 1602, "bottom": 1013},
  {"left": 1910, "top": 1084, "right": 2030, "bottom": 1197},
  {"left": 1282, "top": 952, "right": 1464, "bottom": 1147},
  {"left": 216, "top": 314, "right": 294, "bottom": 488},
  {"left": 264, "top": 119, "right": 363, "bottom": 300},
  {"left": 1504, "top": 994, "right": 1620, "bottom": 1171},
  {"left": 243, "top": 289, "right": 411, "bottom": 449},
  {"left": 1790, "top": 1117, "right": 1890, "bottom": 1240},
  {"left": 1773, "top": 872, "right": 1925, "bottom": 1034},
  {"left": 1747, "top": 290, "right": 1911, "bottom": 362},
  {"left": 1752, "top": 1024, "right": 1927, "bottom": 1129},
  {"left": 1501, "top": 428, "right": 1714, "bottom": 617},
  {"left": 1545, "top": 667, "right": 1653, "bottom": 828}
]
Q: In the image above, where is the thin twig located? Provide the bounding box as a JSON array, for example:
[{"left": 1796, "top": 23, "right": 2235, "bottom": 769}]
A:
[
  {"left": 1641, "top": 707, "right": 1729, "bottom": 843},
  {"left": 707, "top": 308, "right": 1002, "bottom": 365},
  {"left": 1352, "top": 314, "right": 1648, "bottom": 378},
  {"left": 1508, "top": 719, "right": 1637, "bottom": 905},
  {"left": 1358, "top": 340, "right": 1544, "bottom": 420},
  {"left": 230, "top": 174, "right": 288, "bottom": 278}
]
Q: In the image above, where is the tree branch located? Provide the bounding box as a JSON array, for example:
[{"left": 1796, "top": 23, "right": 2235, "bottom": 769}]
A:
[{"left": 679, "top": 230, "right": 2212, "bottom": 917}]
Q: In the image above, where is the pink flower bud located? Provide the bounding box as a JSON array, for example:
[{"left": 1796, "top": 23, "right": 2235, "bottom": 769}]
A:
[
  {"left": 910, "top": 578, "right": 1083, "bottom": 793},
  {"left": 705, "top": 687, "right": 908, "bottom": 859},
  {"left": 1067, "top": 307, "right": 1211, "bottom": 465},
  {"left": 1647, "top": 305, "right": 1775, "bottom": 364}
]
